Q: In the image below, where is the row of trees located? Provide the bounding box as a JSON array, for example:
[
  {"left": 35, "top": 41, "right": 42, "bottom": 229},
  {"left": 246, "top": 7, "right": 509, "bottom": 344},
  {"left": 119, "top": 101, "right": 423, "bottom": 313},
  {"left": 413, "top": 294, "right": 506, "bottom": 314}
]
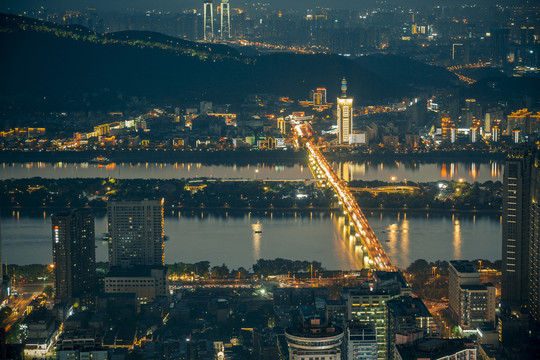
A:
[
  {"left": 167, "top": 258, "right": 324, "bottom": 279},
  {"left": 350, "top": 180, "right": 502, "bottom": 211},
  {"left": 0, "top": 178, "right": 335, "bottom": 210}
]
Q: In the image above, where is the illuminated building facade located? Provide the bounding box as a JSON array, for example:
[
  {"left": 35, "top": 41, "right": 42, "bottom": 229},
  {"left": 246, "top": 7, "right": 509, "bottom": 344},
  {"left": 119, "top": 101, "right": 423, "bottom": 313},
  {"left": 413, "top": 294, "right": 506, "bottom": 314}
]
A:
[
  {"left": 107, "top": 199, "right": 165, "bottom": 267},
  {"left": 530, "top": 153, "right": 540, "bottom": 324},
  {"left": 311, "top": 88, "right": 327, "bottom": 105},
  {"left": 285, "top": 319, "right": 344, "bottom": 360},
  {"left": 502, "top": 147, "right": 536, "bottom": 310},
  {"left": 346, "top": 288, "right": 400, "bottom": 360},
  {"left": 277, "top": 118, "right": 286, "bottom": 134},
  {"left": 220, "top": 0, "right": 231, "bottom": 38},
  {"left": 492, "top": 126, "right": 500, "bottom": 142},
  {"left": 337, "top": 77, "right": 353, "bottom": 144},
  {"left": 470, "top": 126, "right": 478, "bottom": 143},
  {"left": 441, "top": 117, "right": 455, "bottom": 143},
  {"left": 449, "top": 260, "right": 496, "bottom": 329},
  {"left": 346, "top": 322, "right": 377, "bottom": 360},
  {"left": 104, "top": 266, "right": 168, "bottom": 308},
  {"left": 52, "top": 210, "right": 96, "bottom": 305},
  {"left": 507, "top": 109, "right": 531, "bottom": 134},
  {"left": 203, "top": 0, "right": 214, "bottom": 41},
  {"left": 387, "top": 296, "right": 435, "bottom": 342},
  {"left": 507, "top": 109, "right": 540, "bottom": 135}
]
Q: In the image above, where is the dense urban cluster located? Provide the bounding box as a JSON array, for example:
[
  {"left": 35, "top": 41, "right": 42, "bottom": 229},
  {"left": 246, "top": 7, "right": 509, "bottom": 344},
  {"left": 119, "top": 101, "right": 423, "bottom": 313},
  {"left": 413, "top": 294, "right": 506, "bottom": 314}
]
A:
[{"left": 0, "top": 1, "right": 539, "bottom": 360}]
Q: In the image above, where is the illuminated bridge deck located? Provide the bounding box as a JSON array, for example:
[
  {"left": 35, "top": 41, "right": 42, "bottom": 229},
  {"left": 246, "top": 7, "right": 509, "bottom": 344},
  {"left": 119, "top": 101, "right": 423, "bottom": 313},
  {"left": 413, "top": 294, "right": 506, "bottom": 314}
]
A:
[{"left": 305, "top": 141, "right": 394, "bottom": 271}]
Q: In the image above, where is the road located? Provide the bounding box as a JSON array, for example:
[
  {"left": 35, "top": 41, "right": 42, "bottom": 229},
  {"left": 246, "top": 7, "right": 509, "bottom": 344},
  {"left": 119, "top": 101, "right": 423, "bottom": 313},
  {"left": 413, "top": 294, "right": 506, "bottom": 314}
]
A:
[{"left": 1, "top": 282, "right": 48, "bottom": 332}]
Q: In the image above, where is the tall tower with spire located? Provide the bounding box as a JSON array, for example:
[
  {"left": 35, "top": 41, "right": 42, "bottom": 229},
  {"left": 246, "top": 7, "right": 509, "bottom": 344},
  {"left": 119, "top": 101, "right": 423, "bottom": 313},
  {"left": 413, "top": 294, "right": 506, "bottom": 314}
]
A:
[
  {"left": 337, "top": 77, "right": 353, "bottom": 144},
  {"left": 203, "top": 0, "right": 214, "bottom": 41}
]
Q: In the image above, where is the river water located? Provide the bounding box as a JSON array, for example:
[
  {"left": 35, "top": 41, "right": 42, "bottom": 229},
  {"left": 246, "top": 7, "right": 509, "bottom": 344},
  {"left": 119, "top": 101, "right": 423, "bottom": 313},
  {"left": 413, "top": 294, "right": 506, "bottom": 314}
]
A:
[
  {"left": 1, "top": 160, "right": 502, "bottom": 183},
  {"left": 2, "top": 210, "right": 501, "bottom": 270}
]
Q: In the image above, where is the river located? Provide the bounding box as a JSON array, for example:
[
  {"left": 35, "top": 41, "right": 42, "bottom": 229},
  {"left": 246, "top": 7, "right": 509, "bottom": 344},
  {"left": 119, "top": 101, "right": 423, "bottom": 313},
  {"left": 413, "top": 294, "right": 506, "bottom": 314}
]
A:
[
  {"left": 2, "top": 210, "right": 501, "bottom": 270},
  {"left": 1, "top": 160, "right": 502, "bottom": 183}
]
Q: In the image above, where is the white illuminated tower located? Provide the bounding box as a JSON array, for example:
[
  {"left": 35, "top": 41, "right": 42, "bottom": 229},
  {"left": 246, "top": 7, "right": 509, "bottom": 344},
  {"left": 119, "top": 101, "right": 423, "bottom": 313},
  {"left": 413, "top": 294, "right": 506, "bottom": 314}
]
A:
[
  {"left": 220, "top": 0, "right": 231, "bottom": 39},
  {"left": 203, "top": 0, "right": 214, "bottom": 41},
  {"left": 337, "top": 77, "right": 353, "bottom": 145}
]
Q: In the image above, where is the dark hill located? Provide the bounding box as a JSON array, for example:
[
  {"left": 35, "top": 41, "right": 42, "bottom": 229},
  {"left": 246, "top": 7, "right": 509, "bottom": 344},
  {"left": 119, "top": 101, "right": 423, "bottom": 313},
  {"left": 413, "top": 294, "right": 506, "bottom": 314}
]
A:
[
  {"left": 355, "top": 54, "right": 458, "bottom": 89},
  {"left": 0, "top": 13, "right": 455, "bottom": 113},
  {"left": 104, "top": 30, "right": 239, "bottom": 57}
]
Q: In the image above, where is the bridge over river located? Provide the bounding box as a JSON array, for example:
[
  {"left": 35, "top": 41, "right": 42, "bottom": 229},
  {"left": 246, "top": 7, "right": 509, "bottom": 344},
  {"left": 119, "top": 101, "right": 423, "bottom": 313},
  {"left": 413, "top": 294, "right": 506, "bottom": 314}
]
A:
[{"left": 295, "top": 123, "right": 394, "bottom": 271}]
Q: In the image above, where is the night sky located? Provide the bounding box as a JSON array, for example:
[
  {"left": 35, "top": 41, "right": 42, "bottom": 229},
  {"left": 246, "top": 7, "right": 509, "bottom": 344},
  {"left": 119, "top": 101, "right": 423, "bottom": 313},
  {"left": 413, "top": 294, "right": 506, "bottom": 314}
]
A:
[{"left": 0, "top": 0, "right": 524, "bottom": 13}]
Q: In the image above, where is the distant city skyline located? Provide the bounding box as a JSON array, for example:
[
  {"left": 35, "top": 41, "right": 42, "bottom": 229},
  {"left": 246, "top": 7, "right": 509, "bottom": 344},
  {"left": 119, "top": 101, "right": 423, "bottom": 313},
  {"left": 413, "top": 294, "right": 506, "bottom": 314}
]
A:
[{"left": 0, "top": 0, "right": 527, "bottom": 13}]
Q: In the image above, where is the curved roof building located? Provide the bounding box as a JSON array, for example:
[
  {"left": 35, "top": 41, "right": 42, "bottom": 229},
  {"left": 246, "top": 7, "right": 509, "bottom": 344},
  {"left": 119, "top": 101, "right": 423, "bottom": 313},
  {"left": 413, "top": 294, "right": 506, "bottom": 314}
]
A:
[{"left": 285, "top": 319, "right": 344, "bottom": 360}]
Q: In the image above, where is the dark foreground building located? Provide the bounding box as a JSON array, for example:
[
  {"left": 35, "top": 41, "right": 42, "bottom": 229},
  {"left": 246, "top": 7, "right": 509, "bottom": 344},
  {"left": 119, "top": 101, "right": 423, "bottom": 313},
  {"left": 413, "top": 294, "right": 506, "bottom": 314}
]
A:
[{"left": 52, "top": 209, "right": 96, "bottom": 307}]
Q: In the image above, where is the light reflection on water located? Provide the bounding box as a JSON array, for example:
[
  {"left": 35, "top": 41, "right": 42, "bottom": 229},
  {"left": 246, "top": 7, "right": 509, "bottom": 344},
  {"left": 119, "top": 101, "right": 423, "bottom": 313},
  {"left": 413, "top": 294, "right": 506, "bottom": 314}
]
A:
[
  {"left": 2, "top": 210, "right": 501, "bottom": 270},
  {"left": 334, "top": 160, "right": 502, "bottom": 183},
  {"left": 1, "top": 161, "right": 502, "bottom": 183}
]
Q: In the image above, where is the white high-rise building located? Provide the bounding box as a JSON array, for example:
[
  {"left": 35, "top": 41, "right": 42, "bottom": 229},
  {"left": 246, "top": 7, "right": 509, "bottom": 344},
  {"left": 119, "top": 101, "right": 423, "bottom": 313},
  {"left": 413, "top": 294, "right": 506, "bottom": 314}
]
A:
[
  {"left": 220, "top": 0, "right": 231, "bottom": 39},
  {"left": 346, "top": 322, "right": 378, "bottom": 360},
  {"left": 337, "top": 77, "right": 353, "bottom": 145},
  {"left": 203, "top": 0, "right": 214, "bottom": 41},
  {"left": 107, "top": 199, "right": 164, "bottom": 267},
  {"left": 449, "top": 260, "right": 496, "bottom": 329}
]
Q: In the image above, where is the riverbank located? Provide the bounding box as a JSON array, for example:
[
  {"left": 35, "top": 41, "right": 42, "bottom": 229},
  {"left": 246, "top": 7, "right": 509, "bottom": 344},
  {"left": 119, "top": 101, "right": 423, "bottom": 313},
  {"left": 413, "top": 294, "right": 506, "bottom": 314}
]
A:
[
  {"left": 323, "top": 149, "right": 507, "bottom": 162},
  {"left": 0, "top": 148, "right": 507, "bottom": 164},
  {"left": 2, "top": 205, "right": 501, "bottom": 216},
  {"left": 0, "top": 149, "right": 308, "bottom": 164}
]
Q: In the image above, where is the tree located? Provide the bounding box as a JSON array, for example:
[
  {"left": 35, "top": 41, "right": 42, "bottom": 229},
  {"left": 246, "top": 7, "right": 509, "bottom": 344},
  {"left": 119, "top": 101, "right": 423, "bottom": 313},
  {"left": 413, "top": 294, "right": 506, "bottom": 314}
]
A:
[
  {"left": 407, "top": 259, "right": 430, "bottom": 274},
  {"left": 0, "top": 306, "right": 12, "bottom": 323},
  {"left": 43, "top": 285, "right": 54, "bottom": 299},
  {"left": 211, "top": 264, "right": 229, "bottom": 278},
  {"left": 231, "top": 267, "right": 249, "bottom": 279}
]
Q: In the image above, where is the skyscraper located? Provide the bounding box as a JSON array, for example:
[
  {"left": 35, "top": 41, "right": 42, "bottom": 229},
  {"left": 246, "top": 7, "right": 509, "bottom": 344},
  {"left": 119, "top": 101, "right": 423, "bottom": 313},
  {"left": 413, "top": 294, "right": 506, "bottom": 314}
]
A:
[
  {"left": 529, "top": 152, "right": 540, "bottom": 324},
  {"left": 0, "top": 219, "right": 3, "bottom": 281},
  {"left": 491, "top": 28, "right": 509, "bottom": 66},
  {"left": 337, "top": 77, "right": 353, "bottom": 145},
  {"left": 52, "top": 210, "right": 96, "bottom": 305},
  {"left": 346, "top": 322, "right": 378, "bottom": 360},
  {"left": 203, "top": 0, "right": 214, "bottom": 41},
  {"left": 502, "top": 146, "right": 536, "bottom": 309},
  {"left": 220, "top": 0, "right": 231, "bottom": 39},
  {"left": 107, "top": 199, "right": 165, "bottom": 267}
]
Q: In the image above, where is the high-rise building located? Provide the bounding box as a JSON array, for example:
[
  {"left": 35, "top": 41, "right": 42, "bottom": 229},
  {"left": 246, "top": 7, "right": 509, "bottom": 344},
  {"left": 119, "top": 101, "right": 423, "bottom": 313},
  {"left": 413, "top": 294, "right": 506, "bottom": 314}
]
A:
[
  {"left": 491, "top": 28, "right": 510, "bottom": 66},
  {"left": 346, "top": 287, "right": 400, "bottom": 360},
  {"left": 0, "top": 219, "right": 3, "bottom": 281},
  {"left": 441, "top": 117, "right": 455, "bottom": 143},
  {"left": 311, "top": 88, "right": 327, "bottom": 105},
  {"left": 203, "top": 0, "right": 214, "bottom": 41},
  {"left": 220, "top": 0, "right": 231, "bottom": 39},
  {"left": 387, "top": 296, "right": 435, "bottom": 346},
  {"left": 52, "top": 210, "right": 96, "bottom": 305},
  {"left": 346, "top": 322, "right": 378, "bottom": 360},
  {"left": 337, "top": 77, "right": 353, "bottom": 145},
  {"left": 285, "top": 319, "right": 344, "bottom": 360},
  {"left": 492, "top": 126, "right": 500, "bottom": 142},
  {"left": 529, "top": 152, "right": 540, "bottom": 325},
  {"left": 107, "top": 199, "right": 164, "bottom": 267},
  {"left": 452, "top": 43, "right": 470, "bottom": 65},
  {"left": 502, "top": 147, "right": 536, "bottom": 309},
  {"left": 448, "top": 260, "right": 496, "bottom": 329}
]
